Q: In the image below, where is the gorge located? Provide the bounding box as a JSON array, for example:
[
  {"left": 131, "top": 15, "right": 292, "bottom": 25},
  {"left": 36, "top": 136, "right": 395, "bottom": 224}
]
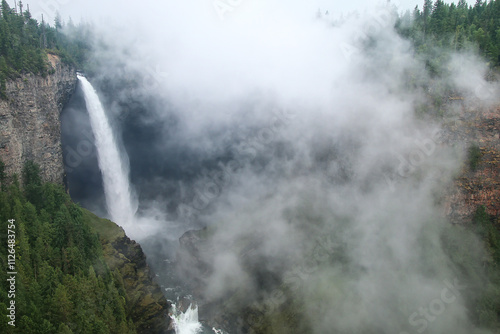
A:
[{"left": 0, "top": 1, "right": 500, "bottom": 333}]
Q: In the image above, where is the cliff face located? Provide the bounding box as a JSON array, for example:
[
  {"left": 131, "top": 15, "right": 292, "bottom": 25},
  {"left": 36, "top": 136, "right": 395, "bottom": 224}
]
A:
[
  {"left": 109, "top": 236, "right": 172, "bottom": 333},
  {"left": 84, "top": 210, "right": 172, "bottom": 333},
  {"left": 0, "top": 54, "right": 77, "bottom": 184},
  {"left": 0, "top": 55, "right": 172, "bottom": 332},
  {"left": 443, "top": 104, "right": 500, "bottom": 223}
]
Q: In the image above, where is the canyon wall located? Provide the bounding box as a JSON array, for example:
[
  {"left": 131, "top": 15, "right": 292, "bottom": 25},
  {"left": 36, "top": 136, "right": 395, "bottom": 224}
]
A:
[{"left": 0, "top": 54, "right": 76, "bottom": 185}]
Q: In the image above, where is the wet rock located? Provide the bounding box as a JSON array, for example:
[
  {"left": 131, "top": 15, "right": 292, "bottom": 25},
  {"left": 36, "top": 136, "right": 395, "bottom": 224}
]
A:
[{"left": 0, "top": 53, "right": 77, "bottom": 185}]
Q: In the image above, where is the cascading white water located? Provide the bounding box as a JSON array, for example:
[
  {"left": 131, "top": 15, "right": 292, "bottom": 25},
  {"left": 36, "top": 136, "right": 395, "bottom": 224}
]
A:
[
  {"left": 79, "top": 75, "right": 204, "bottom": 333},
  {"left": 78, "top": 75, "right": 137, "bottom": 228},
  {"left": 171, "top": 304, "right": 203, "bottom": 334}
]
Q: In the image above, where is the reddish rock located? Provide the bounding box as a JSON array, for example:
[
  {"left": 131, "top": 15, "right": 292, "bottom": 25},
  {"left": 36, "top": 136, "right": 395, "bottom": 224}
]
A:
[{"left": 444, "top": 104, "right": 500, "bottom": 224}]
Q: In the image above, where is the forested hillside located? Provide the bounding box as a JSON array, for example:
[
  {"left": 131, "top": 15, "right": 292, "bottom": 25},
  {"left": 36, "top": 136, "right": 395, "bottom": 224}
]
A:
[
  {"left": 0, "top": 161, "right": 138, "bottom": 333},
  {"left": 397, "top": 0, "right": 500, "bottom": 67},
  {"left": 2, "top": 0, "right": 499, "bottom": 99},
  {"left": 0, "top": 0, "right": 90, "bottom": 98}
]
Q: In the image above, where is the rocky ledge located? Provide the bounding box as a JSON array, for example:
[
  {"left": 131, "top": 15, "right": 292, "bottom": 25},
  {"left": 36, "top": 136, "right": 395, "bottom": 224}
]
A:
[{"left": 85, "top": 210, "right": 172, "bottom": 333}]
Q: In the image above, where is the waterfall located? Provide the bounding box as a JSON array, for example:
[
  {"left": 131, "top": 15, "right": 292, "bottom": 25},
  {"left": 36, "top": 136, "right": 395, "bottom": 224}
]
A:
[
  {"left": 171, "top": 304, "right": 203, "bottom": 334},
  {"left": 79, "top": 75, "right": 206, "bottom": 333},
  {"left": 78, "top": 75, "right": 137, "bottom": 228}
]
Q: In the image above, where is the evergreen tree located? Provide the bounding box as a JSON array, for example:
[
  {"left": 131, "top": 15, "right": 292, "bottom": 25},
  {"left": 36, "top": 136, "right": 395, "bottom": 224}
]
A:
[
  {"left": 396, "top": 0, "right": 500, "bottom": 66},
  {"left": 0, "top": 2, "right": 92, "bottom": 97},
  {"left": 423, "top": 0, "right": 434, "bottom": 36},
  {"left": 0, "top": 161, "right": 138, "bottom": 333}
]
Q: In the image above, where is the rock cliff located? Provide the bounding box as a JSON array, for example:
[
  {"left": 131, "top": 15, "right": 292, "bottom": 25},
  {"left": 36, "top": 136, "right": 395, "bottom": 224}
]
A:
[
  {"left": 443, "top": 103, "right": 500, "bottom": 223},
  {"left": 0, "top": 54, "right": 173, "bottom": 333},
  {"left": 0, "top": 53, "right": 76, "bottom": 185},
  {"left": 84, "top": 209, "right": 173, "bottom": 333}
]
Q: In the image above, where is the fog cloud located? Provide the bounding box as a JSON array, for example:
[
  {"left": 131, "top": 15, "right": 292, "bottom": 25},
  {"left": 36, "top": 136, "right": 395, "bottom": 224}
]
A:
[{"left": 58, "top": 0, "right": 497, "bottom": 333}]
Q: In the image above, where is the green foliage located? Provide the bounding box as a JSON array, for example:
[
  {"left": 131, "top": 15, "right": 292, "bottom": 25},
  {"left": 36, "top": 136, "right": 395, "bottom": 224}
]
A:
[
  {"left": 473, "top": 206, "right": 500, "bottom": 264},
  {"left": 22, "top": 160, "right": 41, "bottom": 208},
  {"left": 470, "top": 206, "right": 500, "bottom": 328},
  {"left": 397, "top": 0, "right": 500, "bottom": 67},
  {"left": 0, "top": 2, "right": 91, "bottom": 98},
  {"left": 442, "top": 206, "right": 500, "bottom": 329},
  {"left": 0, "top": 161, "right": 136, "bottom": 333},
  {"left": 467, "top": 143, "right": 483, "bottom": 171},
  {"left": 0, "top": 159, "right": 5, "bottom": 190}
]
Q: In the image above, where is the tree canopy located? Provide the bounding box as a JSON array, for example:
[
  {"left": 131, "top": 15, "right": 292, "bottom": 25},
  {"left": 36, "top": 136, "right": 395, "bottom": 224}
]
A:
[
  {"left": 397, "top": 0, "right": 500, "bottom": 66},
  {"left": 0, "top": 161, "right": 136, "bottom": 333},
  {"left": 0, "top": 0, "right": 91, "bottom": 98}
]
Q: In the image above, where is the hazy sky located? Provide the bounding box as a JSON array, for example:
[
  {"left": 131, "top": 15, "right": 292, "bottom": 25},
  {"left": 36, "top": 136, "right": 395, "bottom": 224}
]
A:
[{"left": 23, "top": 0, "right": 478, "bottom": 26}]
